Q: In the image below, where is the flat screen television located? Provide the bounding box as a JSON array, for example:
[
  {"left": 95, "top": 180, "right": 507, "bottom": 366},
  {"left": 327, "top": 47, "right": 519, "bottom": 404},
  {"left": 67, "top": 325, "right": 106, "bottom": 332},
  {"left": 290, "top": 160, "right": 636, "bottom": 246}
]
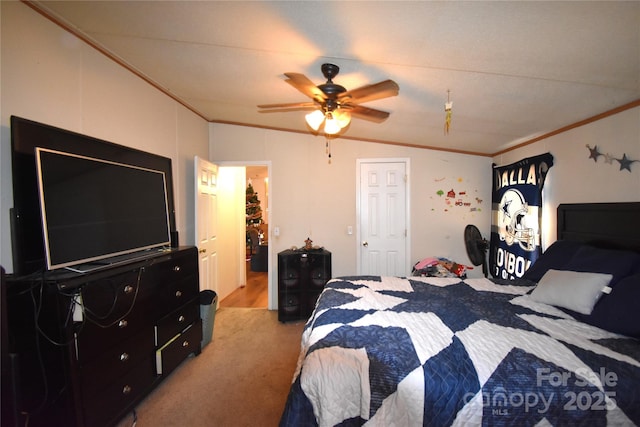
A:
[
  {"left": 10, "top": 116, "right": 177, "bottom": 276},
  {"left": 35, "top": 148, "right": 172, "bottom": 272}
]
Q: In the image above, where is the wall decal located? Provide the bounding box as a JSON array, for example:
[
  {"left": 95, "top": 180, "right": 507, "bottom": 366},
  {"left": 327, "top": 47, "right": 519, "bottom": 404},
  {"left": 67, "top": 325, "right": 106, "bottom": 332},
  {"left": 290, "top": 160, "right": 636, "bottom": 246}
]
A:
[
  {"left": 432, "top": 176, "right": 483, "bottom": 217},
  {"left": 586, "top": 144, "right": 637, "bottom": 172}
]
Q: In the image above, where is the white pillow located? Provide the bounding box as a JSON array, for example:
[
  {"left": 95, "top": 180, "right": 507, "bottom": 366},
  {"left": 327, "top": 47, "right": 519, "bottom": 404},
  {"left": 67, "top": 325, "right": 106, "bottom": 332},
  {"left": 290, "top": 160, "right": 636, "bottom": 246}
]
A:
[{"left": 529, "top": 269, "right": 612, "bottom": 315}]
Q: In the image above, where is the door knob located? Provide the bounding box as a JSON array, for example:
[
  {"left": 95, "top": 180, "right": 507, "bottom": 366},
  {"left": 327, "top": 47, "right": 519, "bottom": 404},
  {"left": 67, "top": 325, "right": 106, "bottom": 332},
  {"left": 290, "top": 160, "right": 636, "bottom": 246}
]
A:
[
  {"left": 362, "top": 241, "right": 368, "bottom": 247},
  {"left": 199, "top": 248, "right": 207, "bottom": 254}
]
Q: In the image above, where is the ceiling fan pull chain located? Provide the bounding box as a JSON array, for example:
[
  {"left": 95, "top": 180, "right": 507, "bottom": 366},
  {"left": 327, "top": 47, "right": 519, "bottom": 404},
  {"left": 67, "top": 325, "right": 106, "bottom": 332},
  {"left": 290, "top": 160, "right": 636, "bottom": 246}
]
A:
[{"left": 326, "top": 137, "right": 332, "bottom": 164}]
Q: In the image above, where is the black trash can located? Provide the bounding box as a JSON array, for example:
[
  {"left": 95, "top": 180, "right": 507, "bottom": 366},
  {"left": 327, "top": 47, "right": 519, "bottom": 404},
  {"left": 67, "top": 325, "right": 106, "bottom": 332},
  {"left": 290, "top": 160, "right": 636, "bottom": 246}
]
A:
[{"left": 199, "top": 290, "right": 217, "bottom": 348}]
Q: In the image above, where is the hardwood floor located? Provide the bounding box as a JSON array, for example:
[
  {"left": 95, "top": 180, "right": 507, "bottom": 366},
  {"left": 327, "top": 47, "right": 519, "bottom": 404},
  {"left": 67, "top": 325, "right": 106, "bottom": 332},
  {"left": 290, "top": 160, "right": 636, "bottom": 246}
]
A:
[{"left": 219, "top": 261, "right": 268, "bottom": 308}]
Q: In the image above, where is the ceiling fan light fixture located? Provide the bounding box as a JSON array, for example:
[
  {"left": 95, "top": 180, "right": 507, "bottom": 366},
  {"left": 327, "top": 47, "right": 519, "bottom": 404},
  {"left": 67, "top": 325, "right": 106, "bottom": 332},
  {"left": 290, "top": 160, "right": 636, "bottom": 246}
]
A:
[
  {"left": 261, "top": 63, "right": 398, "bottom": 141},
  {"left": 323, "top": 114, "right": 341, "bottom": 135},
  {"left": 333, "top": 109, "right": 351, "bottom": 129},
  {"left": 305, "top": 110, "right": 325, "bottom": 131}
]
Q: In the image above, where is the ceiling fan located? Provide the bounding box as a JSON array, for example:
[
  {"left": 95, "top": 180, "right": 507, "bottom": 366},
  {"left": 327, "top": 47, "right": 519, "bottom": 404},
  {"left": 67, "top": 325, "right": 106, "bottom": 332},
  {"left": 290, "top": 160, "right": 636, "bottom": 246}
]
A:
[{"left": 258, "top": 63, "right": 399, "bottom": 135}]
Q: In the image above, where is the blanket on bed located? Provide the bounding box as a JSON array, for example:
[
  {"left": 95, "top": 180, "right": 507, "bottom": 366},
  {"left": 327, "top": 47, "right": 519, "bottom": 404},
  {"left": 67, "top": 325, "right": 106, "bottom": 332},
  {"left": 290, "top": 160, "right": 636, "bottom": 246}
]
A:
[{"left": 280, "top": 276, "right": 640, "bottom": 426}]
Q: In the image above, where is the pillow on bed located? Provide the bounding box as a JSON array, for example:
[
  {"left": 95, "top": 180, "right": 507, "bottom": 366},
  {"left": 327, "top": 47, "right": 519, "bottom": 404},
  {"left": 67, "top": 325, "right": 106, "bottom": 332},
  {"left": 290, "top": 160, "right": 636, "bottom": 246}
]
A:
[
  {"left": 562, "top": 245, "right": 640, "bottom": 286},
  {"left": 581, "top": 273, "right": 640, "bottom": 338},
  {"left": 529, "top": 269, "right": 612, "bottom": 315},
  {"left": 522, "top": 240, "right": 585, "bottom": 283}
]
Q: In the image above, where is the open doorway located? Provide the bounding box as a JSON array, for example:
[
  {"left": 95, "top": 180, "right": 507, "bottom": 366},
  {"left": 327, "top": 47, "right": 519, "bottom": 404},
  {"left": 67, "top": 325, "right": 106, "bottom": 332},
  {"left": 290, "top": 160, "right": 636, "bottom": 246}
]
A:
[{"left": 219, "top": 164, "right": 270, "bottom": 308}]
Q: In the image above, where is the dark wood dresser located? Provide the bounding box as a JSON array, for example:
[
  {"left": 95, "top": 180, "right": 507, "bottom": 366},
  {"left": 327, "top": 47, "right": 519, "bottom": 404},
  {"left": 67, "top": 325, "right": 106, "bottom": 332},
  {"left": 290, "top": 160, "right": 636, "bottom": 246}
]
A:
[{"left": 5, "top": 246, "right": 201, "bottom": 427}]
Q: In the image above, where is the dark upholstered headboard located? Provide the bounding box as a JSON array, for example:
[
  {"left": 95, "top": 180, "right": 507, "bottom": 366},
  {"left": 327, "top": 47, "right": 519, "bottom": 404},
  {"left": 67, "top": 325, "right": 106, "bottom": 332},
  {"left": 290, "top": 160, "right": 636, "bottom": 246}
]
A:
[{"left": 557, "top": 202, "right": 640, "bottom": 253}]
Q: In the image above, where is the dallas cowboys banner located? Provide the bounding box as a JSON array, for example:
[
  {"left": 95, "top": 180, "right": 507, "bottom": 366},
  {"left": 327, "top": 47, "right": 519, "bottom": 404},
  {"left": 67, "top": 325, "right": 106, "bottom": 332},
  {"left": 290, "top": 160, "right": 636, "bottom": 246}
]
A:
[{"left": 490, "top": 153, "right": 553, "bottom": 279}]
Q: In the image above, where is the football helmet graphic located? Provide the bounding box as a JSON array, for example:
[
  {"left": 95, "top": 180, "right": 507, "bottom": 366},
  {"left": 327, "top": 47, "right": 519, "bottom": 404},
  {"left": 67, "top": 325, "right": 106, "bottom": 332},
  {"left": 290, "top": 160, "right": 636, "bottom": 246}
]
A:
[{"left": 498, "top": 189, "right": 536, "bottom": 251}]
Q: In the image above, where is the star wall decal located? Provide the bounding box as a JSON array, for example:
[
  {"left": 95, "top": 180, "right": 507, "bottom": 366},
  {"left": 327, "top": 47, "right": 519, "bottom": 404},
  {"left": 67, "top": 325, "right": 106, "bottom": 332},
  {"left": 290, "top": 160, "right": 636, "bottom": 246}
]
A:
[
  {"left": 616, "top": 153, "right": 636, "bottom": 172},
  {"left": 585, "top": 145, "right": 636, "bottom": 173},
  {"left": 586, "top": 144, "right": 602, "bottom": 162},
  {"left": 603, "top": 153, "right": 614, "bottom": 164}
]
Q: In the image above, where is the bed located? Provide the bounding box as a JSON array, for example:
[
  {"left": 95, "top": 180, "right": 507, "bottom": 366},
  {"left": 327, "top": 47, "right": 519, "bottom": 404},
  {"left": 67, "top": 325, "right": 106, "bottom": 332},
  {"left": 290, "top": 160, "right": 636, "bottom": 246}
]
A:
[{"left": 279, "top": 202, "right": 640, "bottom": 426}]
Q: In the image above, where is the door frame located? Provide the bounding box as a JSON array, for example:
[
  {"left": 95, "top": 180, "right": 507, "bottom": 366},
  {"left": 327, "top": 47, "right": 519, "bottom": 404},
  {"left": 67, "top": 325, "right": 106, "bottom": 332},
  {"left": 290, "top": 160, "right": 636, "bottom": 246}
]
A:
[
  {"left": 218, "top": 160, "right": 274, "bottom": 309},
  {"left": 356, "top": 158, "right": 411, "bottom": 276}
]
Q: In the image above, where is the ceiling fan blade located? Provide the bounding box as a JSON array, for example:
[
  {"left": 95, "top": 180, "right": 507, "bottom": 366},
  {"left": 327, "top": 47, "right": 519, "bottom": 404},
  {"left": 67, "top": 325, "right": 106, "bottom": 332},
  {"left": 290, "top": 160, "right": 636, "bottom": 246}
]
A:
[
  {"left": 347, "top": 105, "right": 391, "bottom": 123},
  {"left": 284, "top": 73, "right": 326, "bottom": 102},
  {"left": 258, "top": 106, "right": 317, "bottom": 114},
  {"left": 258, "top": 101, "right": 316, "bottom": 109},
  {"left": 339, "top": 79, "right": 399, "bottom": 104}
]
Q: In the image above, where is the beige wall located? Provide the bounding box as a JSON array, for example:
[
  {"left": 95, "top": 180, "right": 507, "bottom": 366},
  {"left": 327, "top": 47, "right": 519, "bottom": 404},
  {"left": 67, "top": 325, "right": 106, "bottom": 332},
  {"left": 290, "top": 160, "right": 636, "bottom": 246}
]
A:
[
  {"left": 210, "top": 105, "right": 640, "bottom": 304},
  {"left": 210, "top": 124, "right": 494, "bottom": 303},
  {"left": 0, "top": 2, "right": 210, "bottom": 273},
  {"left": 493, "top": 105, "right": 640, "bottom": 250}
]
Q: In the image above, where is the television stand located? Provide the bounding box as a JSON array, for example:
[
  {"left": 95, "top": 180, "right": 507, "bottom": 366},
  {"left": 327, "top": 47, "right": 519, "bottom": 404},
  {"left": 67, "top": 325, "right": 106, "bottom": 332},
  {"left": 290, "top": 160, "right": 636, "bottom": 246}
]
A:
[{"left": 6, "top": 246, "right": 201, "bottom": 427}]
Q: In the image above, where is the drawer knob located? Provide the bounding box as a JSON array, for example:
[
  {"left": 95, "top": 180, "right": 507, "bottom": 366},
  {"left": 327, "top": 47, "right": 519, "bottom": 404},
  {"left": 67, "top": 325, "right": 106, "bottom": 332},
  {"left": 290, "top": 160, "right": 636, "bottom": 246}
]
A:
[
  {"left": 118, "top": 319, "right": 128, "bottom": 328},
  {"left": 122, "top": 385, "right": 132, "bottom": 395},
  {"left": 124, "top": 285, "right": 134, "bottom": 294},
  {"left": 173, "top": 266, "right": 181, "bottom": 272},
  {"left": 178, "top": 315, "right": 186, "bottom": 323},
  {"left": 120, "top": 352, "right": 130, "bottom": 362},
  {"left": 175, "top": 290, "right": 183, "bottom": 298},
  {"left": 182, "top": 340, "right": 189, "bottom": 348}
]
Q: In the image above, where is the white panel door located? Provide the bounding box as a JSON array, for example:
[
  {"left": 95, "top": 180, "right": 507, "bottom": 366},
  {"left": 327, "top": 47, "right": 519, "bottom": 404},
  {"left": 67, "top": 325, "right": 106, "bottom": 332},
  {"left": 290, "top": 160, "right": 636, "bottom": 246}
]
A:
[
  {"left": 358, "top": 161, "right": 408, "bottom": 276},
  {"left": 194, "top": 156, "right": 218, "bottom": 293}
]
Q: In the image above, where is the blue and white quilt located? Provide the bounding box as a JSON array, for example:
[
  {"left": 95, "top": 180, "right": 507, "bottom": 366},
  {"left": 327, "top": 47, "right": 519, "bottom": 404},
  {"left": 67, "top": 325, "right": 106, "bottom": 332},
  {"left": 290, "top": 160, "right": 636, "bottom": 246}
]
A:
[{"left": 280, "top": 276, "right": 640, "bottom": 426}]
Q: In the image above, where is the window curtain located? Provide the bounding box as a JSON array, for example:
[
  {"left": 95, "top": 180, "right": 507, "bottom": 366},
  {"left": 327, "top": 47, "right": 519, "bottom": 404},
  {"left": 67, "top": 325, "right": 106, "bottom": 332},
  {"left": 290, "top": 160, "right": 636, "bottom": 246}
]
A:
[{"left": 489, "top": 153, "right": 553, "bottom": 279}]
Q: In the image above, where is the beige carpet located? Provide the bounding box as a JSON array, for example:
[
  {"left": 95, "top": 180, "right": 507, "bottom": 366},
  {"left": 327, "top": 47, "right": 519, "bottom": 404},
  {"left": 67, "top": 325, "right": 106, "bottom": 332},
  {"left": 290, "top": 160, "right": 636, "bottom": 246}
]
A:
[{"left": 116, "top": 308, "right": 306, "bottom": 427}]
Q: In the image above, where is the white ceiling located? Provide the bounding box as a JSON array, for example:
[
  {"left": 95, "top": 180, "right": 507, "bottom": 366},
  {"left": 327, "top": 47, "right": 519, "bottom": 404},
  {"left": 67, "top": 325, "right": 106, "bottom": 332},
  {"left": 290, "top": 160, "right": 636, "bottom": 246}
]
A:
[{"left": 31, "top": 1, "right": 640, "bottom": 156}]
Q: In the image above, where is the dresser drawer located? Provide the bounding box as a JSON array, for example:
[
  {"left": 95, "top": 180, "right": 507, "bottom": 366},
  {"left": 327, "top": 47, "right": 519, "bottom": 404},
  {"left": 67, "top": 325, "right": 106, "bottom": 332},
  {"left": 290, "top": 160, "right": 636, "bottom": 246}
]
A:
[
  {"left": 79, "top": 328, "right": 154, "bottom": 397},
  {"left": 155, "top": 320, "right": 202, "bottom": 376},
  {"left": 76, "top": 311, "right": 153, "bottom": 362},
  {"left": 82, "top": 357, "right": 156, "bottom": 427},
  {"left": 155, "top": 299, "right": 199, "bottom": 346},
  {"left": 75, "top": 267, "right": 154, "bottom": 360},
  {"left": 147, "top": 251, "right": 199, "bottom": 316},
  {"left": 150, "top": 249, "right": 198, "bottom": 284},
  {"left": 155, "top": 276, "right": 199, "bottom": 318},
  {"left": 79, "top": 269, "right": 145, "bottom": 322}
]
